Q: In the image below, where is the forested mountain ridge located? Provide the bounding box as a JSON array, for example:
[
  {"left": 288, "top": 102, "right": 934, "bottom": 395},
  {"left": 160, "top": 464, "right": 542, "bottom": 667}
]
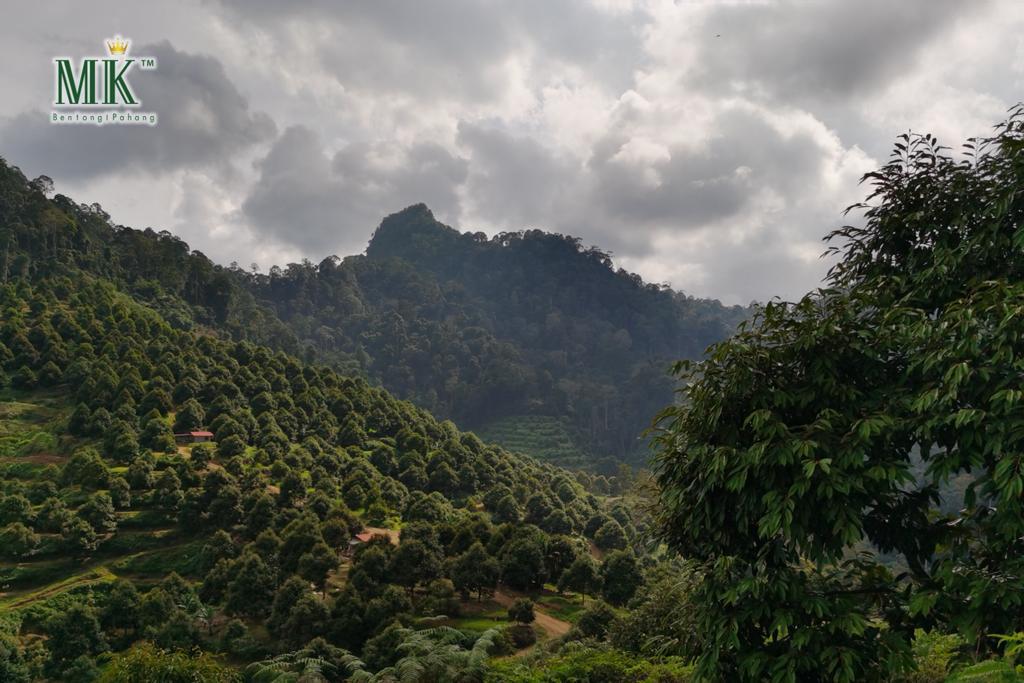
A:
[
  {"left": 258, "top": 204, "right": 749, "bottom": 466},
  {"left": 0, "top": 160, "right": 748, "bottom": 467}
]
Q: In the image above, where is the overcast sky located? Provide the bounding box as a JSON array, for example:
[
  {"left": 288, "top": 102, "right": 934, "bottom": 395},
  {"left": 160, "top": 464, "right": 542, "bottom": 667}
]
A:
[{"left": 2, "top": 1, "right": 1022, "bottom": 304}]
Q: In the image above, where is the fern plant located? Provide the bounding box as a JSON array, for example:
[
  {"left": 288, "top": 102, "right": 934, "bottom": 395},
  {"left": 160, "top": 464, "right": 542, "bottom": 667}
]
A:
[{"left": 947, "top": 633, "right": 1024, "bottom": 682}]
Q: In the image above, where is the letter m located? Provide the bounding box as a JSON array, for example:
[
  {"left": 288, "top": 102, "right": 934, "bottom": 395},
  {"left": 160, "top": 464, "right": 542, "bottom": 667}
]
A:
[{"left": 55, "top": 59, "right": 97, "bottom": 104}]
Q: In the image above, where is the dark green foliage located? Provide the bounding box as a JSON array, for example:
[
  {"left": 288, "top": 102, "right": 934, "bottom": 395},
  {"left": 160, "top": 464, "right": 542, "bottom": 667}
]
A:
[
  {"left": 298, "top": 542, "right": 338, "bottom": 591},
  {"left": 79, "top": 491, "right": 117, "bottom": 533},
  {"left": 109, "top": 477, "right": 131, "bottom": 509},
  {"left": 153, "top": 469, "right": 183, "bottom": 511},
  {"left": 0, "top": 635, "right": 31, "bottom": 683},
  {"left": 420, "top": 578, "right": 461, "bottom": 618},
  {"left": 280, "top": 593, "right": 330, "bottom": 649},
  {"left": 558, "top": 555, "right": 601, "bottom": 604},
  {"left": 44, "top": 601, "right": 107, "bottom": 676},
  {"left": 653, "top": 109, "right": 1024, "bottom": 680},
  {"left": 0, "top": 522, "right": 38, "bottom": 558},
  {"left": 199, "top": 530, "right": 237, "bottom": 574},
  {"left": 97, "top": 642, "right": 239, "bottom": 682},
  {"left": 609, "top": 564, "right": 701, "bottom": 659},
  {"left": 493, "top": 495, "right": 522, "bottom": 524},
  {"left": 508, "top": 598, "right": 535, "bottom": 624},
  {"left": 149, "top": 610, "right": 200, "bottom": 650},
  {"left": 138, "top": 588, "right": 175, "bottom": 632},
  {"left": 360, "top": 621, "right": 406, "bottom": 672},
  {"left": 599, "top": 551, "right": 643, "bottom": 606},
  {"left": 357, "top": 206, "right": 747, "bottom": 465},
  {"left": 387, "top": 538, "right": 443, "bottom": 597},
  {"left": 450, "top": 542, "right": 500, "bottom": 601},
  {"left": 279, "top": 515, "right": 323, "bottom": 574},
  {"left": 576, "top": 600, "right": 617, "bottom": 640},
  {"left": 544, "top": 535, "right": 581, "bottom": 585},
  {"left": 31, "top": 497, "right": 70, "bottom": 532},
  {"left": 62, "top": 515, "right": 99, "bottom": 555},
  {"left": 101, "top": 580, "right": 141, "bottom": 634},
  {"left": 593, "top": 519, "right": 627, "bottom": 551},
  {"left": 321, "top": 517, "right": 350, "bottom": 549},
  {"left": 140, "top": 418, "right": 175, "bottom": 453},
  {"left": 267, "top": 575, "right": 311, "bottom": 637},
  {"left": 0, "top": 494, "right": 33, "bottom": 525},
  {"left": 190, "top": 442, "right": 214, "bottom": 469},
  {"left": 61, "top": 448, "right": 110, "bottom": 489},
  {"left": 226, "top": 552, "right": 277, "bottom": 617},
  {"left": 485, "top": 645, "right": 694, "bottom": 682},
  {"left": 172, "top": 399, "right": 205, "bottom": 433},
  {"left": 505, "top": 624, "right": 537, "bottom": 650},
  {"left": 499, "top": 532, "right": 548, "bottom": 591},
  {"left": 363, "top": 585, "right": 413, "bottom": 636},
  {"left": 62, "top": 655, "right": 99, "bottom": 682}
]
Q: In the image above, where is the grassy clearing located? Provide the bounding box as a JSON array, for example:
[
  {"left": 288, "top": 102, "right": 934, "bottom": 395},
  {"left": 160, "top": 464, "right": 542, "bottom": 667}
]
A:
[
  {"left": 0, "top": 398, "right": 63, "bottom": 458},
  {"left": 536, "top": 592, "right": 586, "bottom": 623},
  {"left": 0, "top": 557, "right": 81, "bottom": 592},
  {"left": 111, "top": 539, "right": 206, "bottom": 577},
  {"left": 443, "top": 599, "right": 508, "bottom": 634},
  {"left": 0, "top": 562, "right": 117, "bottom": 612},
  {"left": 116, "top": 508, "right": 175, "bottom": 530}
]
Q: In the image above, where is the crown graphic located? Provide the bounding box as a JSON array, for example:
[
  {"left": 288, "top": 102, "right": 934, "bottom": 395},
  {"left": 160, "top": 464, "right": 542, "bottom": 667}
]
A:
[{"left": 106, "top": 37, "right": 129, "bottom": 55}]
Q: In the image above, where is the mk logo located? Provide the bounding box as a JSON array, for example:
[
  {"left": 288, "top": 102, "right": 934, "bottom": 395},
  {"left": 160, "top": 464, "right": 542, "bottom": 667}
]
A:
[
  {"left": 54, "top": 58, "right": 138, "bottom": 105},
  {"left": 52, "top": 37, "right": 156, "bottom": 109}
]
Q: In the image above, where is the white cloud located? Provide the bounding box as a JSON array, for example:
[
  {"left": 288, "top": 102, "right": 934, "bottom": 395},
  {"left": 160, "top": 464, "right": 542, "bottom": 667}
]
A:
[{"left": 0, "top": 0, "right": 1020, "bottom": 303}]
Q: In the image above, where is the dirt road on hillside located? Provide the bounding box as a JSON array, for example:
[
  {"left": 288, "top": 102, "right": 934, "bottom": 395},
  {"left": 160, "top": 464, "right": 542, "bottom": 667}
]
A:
[{"left": 493, "top": 590, "right": 571, "bottom": 638}]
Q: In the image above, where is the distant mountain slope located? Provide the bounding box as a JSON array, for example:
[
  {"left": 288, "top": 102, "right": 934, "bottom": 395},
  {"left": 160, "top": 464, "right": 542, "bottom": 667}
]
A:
[
  {"left": 251, "top": 205, "right": 749, "bottom": 465},
  {"left": 0, "top": 159, "right": 749, "bottom": 466}
]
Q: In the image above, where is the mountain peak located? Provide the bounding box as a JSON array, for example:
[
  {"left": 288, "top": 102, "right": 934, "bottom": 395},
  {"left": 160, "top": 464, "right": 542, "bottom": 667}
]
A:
[
  {"left": 366, "top": 203, "right": 459, "bottom": 260},
  {"left": 381, "top": 203, "right": 435, "bottom": 225}
]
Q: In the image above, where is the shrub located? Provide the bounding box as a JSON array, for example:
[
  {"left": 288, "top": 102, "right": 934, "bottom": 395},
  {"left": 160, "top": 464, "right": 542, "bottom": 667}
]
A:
[
  {"left": 899, "top": 629, "right": 964, "bottom": 683},
  {"left": 505, "top": 624, "right": 537, "bottom": 649},
  {"left": 508, "top": 598, "right": 535, "bottom": 624},
  {"left": 97, "top": 642, "right": 238, "bottom": 682}
]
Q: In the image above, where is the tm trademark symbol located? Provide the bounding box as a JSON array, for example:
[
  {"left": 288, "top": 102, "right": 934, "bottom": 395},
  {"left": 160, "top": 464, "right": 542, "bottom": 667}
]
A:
[{"left": 140, "top": 58, "right": 157, "bottom": 69}]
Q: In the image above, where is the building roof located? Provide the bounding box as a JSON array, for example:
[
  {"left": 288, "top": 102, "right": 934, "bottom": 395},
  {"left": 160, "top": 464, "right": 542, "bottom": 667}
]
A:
[
  {"left": 174, "top": 431, "right": 214, "bottom": 437},
  {"left": 351, "top": 532, "right": 375, "bottom": 544}
]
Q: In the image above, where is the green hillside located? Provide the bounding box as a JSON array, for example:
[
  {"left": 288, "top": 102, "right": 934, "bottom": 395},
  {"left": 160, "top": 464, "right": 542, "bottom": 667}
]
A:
[
  {"left": 0, "top": 161, "right": 748, "bottom": 468},
  {"left": 475, "top": 415, "right": 584, "bottom": 468},
  {"left": 0, "top": 270, "right": 670, "bottom": 681}
]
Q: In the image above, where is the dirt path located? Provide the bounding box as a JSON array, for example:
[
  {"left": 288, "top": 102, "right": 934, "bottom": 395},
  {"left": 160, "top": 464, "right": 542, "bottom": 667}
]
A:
[{"left": 493, "top": 589, "right": 571, "bottom": 638}]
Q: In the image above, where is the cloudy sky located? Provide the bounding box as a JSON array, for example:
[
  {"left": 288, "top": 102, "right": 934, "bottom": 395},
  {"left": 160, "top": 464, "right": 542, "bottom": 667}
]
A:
[{"left": 2, "top": 1, "right": 1022, "bottom": 304}]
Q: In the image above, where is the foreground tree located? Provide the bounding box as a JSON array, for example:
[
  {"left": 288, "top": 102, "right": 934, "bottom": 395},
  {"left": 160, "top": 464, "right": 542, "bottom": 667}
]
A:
[
  {"left": 654, "top": 108, "right": 1024, "bottom": 681},
  {"left": 346, "top": 626, "right": 502, "bottom": 683},
  {"left": 557, "top": 555, "right": 600, "bottom": 605},
  {"left": 599, "top": 551, "right": 642, "bottom": 607},
  {"left": 507, "top": 598, "right": 535, "bottom": 625},
  {"left": 45, "top": 602, "right": 107, "bottom": 678},
  {"left": 450, "top": 542, "right": 499, "bottom": 601},
  {"left": 0, "top": 523, "right": 39, "bottom": 558}
]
